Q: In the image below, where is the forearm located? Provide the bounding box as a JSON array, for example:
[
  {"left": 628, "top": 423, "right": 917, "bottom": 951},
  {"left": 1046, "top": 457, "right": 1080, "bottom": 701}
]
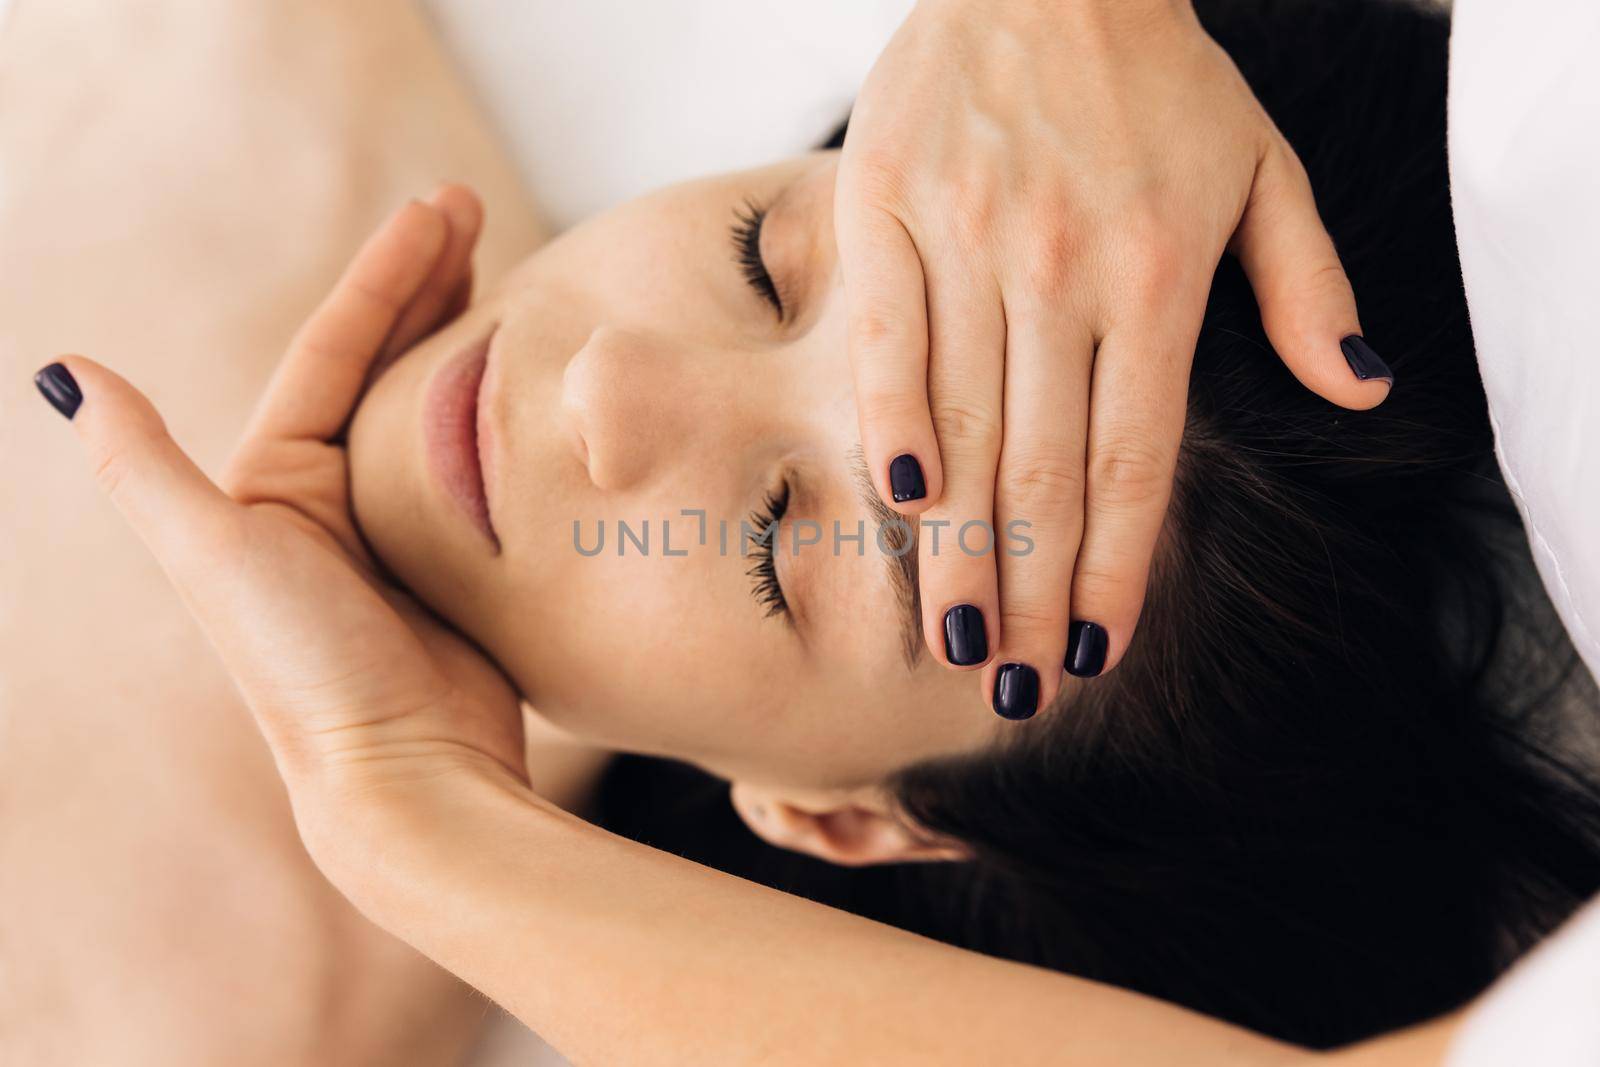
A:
[{"left": 341, "top": 774, "right": 1301, "bottom": 1067}]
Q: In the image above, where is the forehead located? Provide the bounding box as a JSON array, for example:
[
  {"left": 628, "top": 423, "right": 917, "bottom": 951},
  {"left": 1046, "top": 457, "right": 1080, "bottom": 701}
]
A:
[
  {"left": 592, "top": 152, "right": 840, "bottom": 265},
  {"left": 488, "top": 154, "right": 836, "bottom": 344}
]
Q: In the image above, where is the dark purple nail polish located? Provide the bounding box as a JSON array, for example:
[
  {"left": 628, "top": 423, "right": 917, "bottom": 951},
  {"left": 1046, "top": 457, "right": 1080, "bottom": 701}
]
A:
[
  {"left": 34, "top": 362, "right": 82, "bottom": 420},
  {"left": 1340, "top": 335, "right": 1393, "bottom": 384},
  {"left": 889, "top": 454, "right": 926, "bottom": 503},
  {"left": 943, "top": 604, "right": 988, "bottom": 666},
  {"left": 1065, "top": 621, "right": 1108, "bottom": 678},
  {"left": 993, "top": 663, "right": 1040, "bottom": 720}
]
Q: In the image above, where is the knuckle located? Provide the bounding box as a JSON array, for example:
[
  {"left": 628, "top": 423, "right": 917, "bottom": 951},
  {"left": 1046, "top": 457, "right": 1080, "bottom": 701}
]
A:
[
  {"left": 344, "top": 276, "right": 403, "bottom": 316},
  {"left": 849, "top": 308, "right": 918, "bottom": 357},
  {"left": 854, "top": 378, "right": 929, "bottom": 427},
  {"left": 1019, "top": 222, "right": 1082, "bottom": 299},
  {"left": 1128, "top": 244, "right": 1185, "bottom": 300},
  {"left": 1070, "top": 561, "right": 1130, "bottom": 609},
  {"left": 1001, "top": 599, "right": 1068, "bottom": 637},
  {"left": 943, "top": 178, "right": 1000, "bottom": 251},
  {"left": 1115, "top": 207, "right": 1187, "bottom": 297},
  {"left": 92, "top": 411, "right": 166, "bottom": 501},
  {"left": 929, "top": 395, "right": 1000, "bottom": 457},
  {"left": 1298, "top": 260, "right": 1354, "bottom": 309},
  {"left": 1304, "top": 258, "right": 1352, "bottom": 294},
  {"left": 91, "top": 448, "right": 135, "bottom": 503},
  {"left": 1265, "top": 261, "right": 1353, "bottom": 349},
  {"left": 1088, "top": 435, "right": 1173, "bottom": 509},
  {"left": 996, "top": 447, "right": 1086, "bottom": 512},
  {"left": 846, "top": 144, "right": 915, "bottom": 207}
]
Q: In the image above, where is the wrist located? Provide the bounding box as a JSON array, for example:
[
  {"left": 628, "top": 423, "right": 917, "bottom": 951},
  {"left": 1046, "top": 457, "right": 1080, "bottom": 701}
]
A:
[{"left": 292, "top": 757, "right": 566, "bottom": 924}]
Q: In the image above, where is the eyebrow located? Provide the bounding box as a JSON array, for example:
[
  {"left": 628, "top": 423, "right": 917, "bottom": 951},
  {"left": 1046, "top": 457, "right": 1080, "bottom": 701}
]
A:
[{"left": 848, "top": 446, "right": 923, "bottom": 668}]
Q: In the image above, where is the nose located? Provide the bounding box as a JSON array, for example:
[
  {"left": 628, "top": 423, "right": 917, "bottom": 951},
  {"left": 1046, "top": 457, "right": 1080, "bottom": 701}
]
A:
[{"left": 561, "top": 325, "right": 771, "bottom": 493}]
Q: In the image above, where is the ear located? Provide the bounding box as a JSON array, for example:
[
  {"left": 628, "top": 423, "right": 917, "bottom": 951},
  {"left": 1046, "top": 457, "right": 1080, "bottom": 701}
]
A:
[{"left": 729, "top": 782, "right": 971, "bottom": 867}]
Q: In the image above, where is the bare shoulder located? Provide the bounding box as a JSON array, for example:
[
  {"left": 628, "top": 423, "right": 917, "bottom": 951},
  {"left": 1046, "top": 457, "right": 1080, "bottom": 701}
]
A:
[{"left": 0, "top": 3, "right": 541, "bottom": 1062}]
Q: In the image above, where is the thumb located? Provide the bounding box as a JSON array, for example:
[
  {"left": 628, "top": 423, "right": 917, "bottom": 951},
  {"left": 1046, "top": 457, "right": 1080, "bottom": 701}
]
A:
[
  {"left": 1231, "top": 141, "right": 1392, "bottom": 411},
  {"left": 35, "top": 357, "right": 241, "bottom": 583},
  {"left": 35, "top": 357, "right": 458, "bottom": 790}
]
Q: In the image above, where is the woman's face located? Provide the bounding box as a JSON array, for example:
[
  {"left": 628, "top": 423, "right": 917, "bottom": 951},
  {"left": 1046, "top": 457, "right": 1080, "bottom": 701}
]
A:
[{"left": 349, "top": 153, "right": 1028, "bottom": 791}]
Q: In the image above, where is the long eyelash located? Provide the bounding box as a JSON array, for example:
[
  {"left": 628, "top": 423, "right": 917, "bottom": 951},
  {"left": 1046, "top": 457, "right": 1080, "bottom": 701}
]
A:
[
  {"left": 745, "top": 481, "right": 791, "bottom": 619},
  {"left": 730, "top": 200, "right": 785, "bottom": 320}
]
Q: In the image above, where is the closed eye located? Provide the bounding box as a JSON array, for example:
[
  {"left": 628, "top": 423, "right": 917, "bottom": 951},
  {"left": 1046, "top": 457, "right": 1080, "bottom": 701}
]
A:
[
  {"left": 730, "top": 200, "right": 784, "bottom": 320},
  {"left": 745, "top": 480, "right": 791, "bottom": 621}
]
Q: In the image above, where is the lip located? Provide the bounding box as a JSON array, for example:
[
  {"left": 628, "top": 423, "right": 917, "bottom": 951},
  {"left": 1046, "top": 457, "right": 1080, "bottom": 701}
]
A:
[{"left": 423, "top": 328, "right": 501, "bottom": 550}]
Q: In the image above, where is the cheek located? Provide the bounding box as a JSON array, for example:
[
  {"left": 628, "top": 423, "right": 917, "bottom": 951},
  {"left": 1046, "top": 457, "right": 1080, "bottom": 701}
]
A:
[{"left": 476, "top": 549, "right": 794, "bottom": 758}]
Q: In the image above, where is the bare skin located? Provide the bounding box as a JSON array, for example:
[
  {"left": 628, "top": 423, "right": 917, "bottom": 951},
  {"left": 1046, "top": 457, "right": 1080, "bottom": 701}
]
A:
[{"left": 0, "top": 3, "right": 552, "bottom": 1062}]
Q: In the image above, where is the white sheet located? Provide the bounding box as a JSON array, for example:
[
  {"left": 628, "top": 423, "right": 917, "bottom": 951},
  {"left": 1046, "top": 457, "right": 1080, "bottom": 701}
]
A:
[
  {"left": 1450, "top": 0, "right": 1600, "bottom": 683},
  {"left": 419, "top": 0, "right": 914, "bottom": 231},
  {"left": 1445, "top": 898, "right": 1600, "bottom": 1066},
  {"left": 1445, "top": 1, "right": 1600, "bottom": 1064}
]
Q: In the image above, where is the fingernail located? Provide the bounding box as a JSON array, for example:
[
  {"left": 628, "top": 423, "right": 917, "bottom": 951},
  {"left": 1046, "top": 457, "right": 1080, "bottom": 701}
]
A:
[
  {"left": 34, "top": 362, "right": 82, "bottom": 420},
  {"left": 1340, "top": 335, "right": 1393, "bottom": 384},
  {"left": 889, "top": 454, "right": 926, "bottom": 503},
  {"left": 1064, "top": 621, "right": 1108, "bottom": 678},
  {"left": 992, "top": 663, "right": 1040, "bottom": 720},
  {"left": 943, "top": 604, "right": 988, "bottom": 666}
]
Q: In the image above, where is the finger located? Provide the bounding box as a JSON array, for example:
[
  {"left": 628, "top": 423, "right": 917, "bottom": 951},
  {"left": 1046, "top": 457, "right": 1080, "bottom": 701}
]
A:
[
  {"left": 981, "top": 309, "right": 1092, "bottom": 720},
  {"left": 36, "top": 358, "right": 449, "bottom": 778},
  {"left": 36, "top": 357, "right": 240, "bottom": 584},
  {"left": 250, "top": 197, "right": 449, "bottom": 442},
  {"left": 380, "top": 183, "right": 483, "bottom": 363},
  {"left": 440, "top": 263, "right": 475, "bottom": 324},
  {"left": 1232, "top": 140, "right": 1391, "bottom": 409},
  {"left": 836, "top": 202, "right": 943, "bottom": 514},
  {"left": 916, "top": 263, "right": 1004, "bottom": 671},
  {"left": 1066, "top": 311, "right": 1198, "bottom": 678}
]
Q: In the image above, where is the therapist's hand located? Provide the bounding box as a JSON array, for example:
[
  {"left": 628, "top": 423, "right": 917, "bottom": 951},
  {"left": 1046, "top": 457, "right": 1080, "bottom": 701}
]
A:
[
  {"left": 35, "top": 187, "right": 531, "bottom": 892},
  {"left": 837, "top": 0, "right": 1391, "bottom": 717}
]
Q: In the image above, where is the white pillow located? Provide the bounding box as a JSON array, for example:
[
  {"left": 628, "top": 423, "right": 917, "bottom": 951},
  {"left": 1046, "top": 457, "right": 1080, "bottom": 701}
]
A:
[
  {"left": 1447, "top": 1, "right": 1600, "bottom": 1063},
  {"left": 1449, "top": 0, "right": 1600, "bottom": 683}
]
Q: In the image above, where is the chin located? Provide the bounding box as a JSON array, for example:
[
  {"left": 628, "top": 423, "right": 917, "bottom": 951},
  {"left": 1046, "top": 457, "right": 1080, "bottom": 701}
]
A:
[{"left": 347, "top": 355, "right": 462, "bottom": 614}]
